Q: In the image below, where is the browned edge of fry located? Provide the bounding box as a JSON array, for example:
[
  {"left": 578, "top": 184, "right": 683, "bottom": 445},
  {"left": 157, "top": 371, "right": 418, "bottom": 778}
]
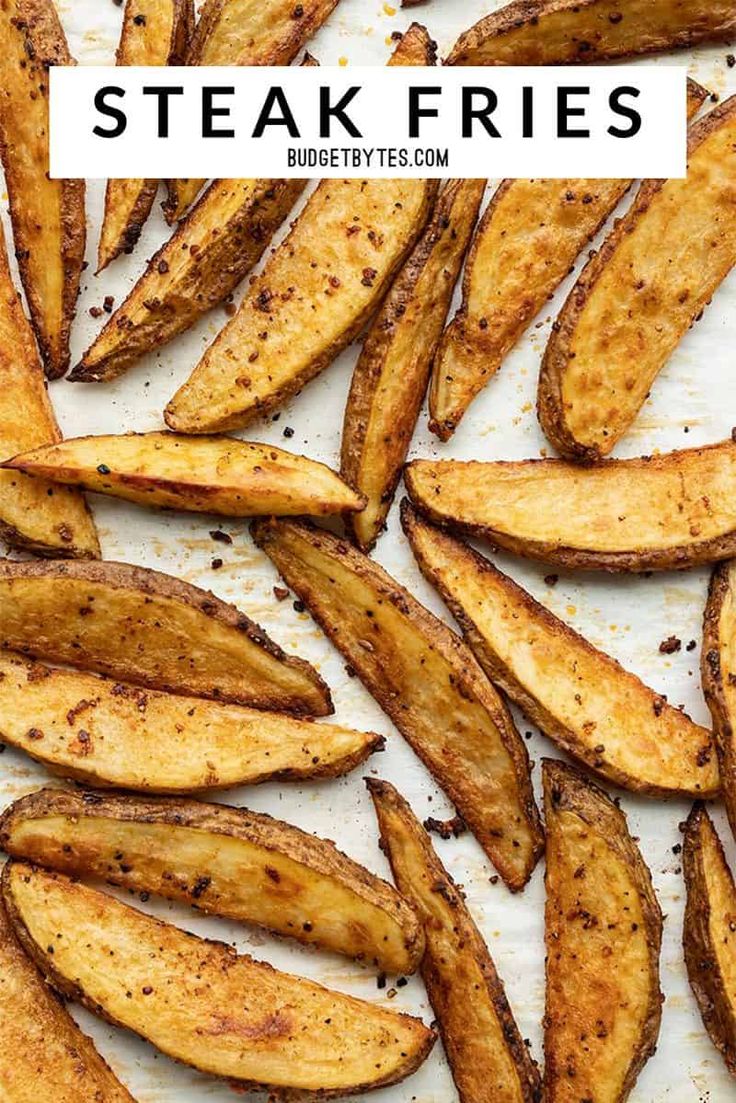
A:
[{"left": 702, "top": 562, "right": 736, "bottom": 838}]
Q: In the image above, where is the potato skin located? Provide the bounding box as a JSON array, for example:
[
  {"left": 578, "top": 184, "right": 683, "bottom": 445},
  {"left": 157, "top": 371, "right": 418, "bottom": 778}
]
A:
[
  {"left": 702, "top": 561, "right": 736, "bottom": 839},
  {"left": 446, "top": 0, "right": 736, "bottom": 65},
  {"left": 682, "top": 803, "right": 736, "bottom": 1078}
]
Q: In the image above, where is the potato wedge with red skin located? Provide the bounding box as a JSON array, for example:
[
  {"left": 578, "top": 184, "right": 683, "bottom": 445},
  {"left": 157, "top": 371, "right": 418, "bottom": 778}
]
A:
[
  {"left": 538, "top": 95, "right": 736, "bottom": 462},
  {"left": 0, "top": 651, "right": 375, "bottom": 791},
  {"left": 97, "top": 0, "right": 194, "bottom": 272},
  {"left": 404, "top": 441, "right": 736, "bottom": 574},
  {"left": 683, "top": 804, "right": 736, "bottom": 1078},
  {"left": 341, "top": 178, "right": 485, "bottom": 550},
  {"left": 0, "top": 787, "right": 423, "bottom": 974},
  {"left": 0, "top": 896, "right": 136, "bottom": 1103},
  {"left": 368, "top": 777, "right": 542, "bottom": 1103},
  {"left": 251, "top": 516, "right": 544, "bottom": 892},
  {"left": 164, "top": 0, "right": 341, "bottom": 223},
  {"left": 701, "top": 560, "right": 736, "bottom": 840},
  {"left": 3, "top": 863, "right": 435, "bottom": 1097},
  {"left": 0, "top": 0, "right": 85, "bottom": 379},
  {"left": 165, "top": 25, "right": 438, "bottom": 434},
  {"left": 543, "top": 759, "right": 663, "bottom": 1103},
  {"left": 402, "top": 505, "right": 718, "bottom": 800},
  {"left": 446, "top": 0, "right": 736, "bottom": 65},
  {"left": 6, "top": 431, "right": 366, "bottom": 518},
  {"left": 0, "top": 559, "right": 331, "bottom": 715}
]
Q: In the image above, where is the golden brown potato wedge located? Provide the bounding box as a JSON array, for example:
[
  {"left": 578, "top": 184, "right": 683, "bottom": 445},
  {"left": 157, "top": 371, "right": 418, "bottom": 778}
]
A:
[
  {"left": 164, "top": 0, "right": 341, "bottom": 222},
  {"left": 0, "top": 559, "right": 331, "bottom": 715},
  {"left": 368, "top": 778, "right": 542, "bottom": 1103},
  {"left": 446, "top": 0, "right": 736, "bottom": 65},
  {"left": 701, "top": 560, "right": 736, "bottom": 840},
  {"left": 0, "top": 0, "right": 85, "bottom": 378},
  {"left": 404, "top": 440, "right": 736, "bottom": 573},
  {"left": 402, "top": 505, "right": 718, "bottom": 800},
  {"left": 0, "top": 226, "right": 99, "bottom": 558},
  {"left": 0, "top": 787, "right": 423, "bottom": 974},
  {"left": 5, "top": 431, "right": 366, "bottom": 517},
  {"left": 251, "top": 516, "right": 544, "bottom": 892},
  {"left": 539, "top": 96, "right": 736, "bottom": 461},
  {"left": 77, "top": 178, "right": 306, "bottom": 380},
  {"left": 0, "top": 651, "right": 376, "bottom": 790},
  {"left": 3, "top": 862, "right": 435, "bottom": 1096},
  {"left": 543, "top": 758, "right": 663, "bottom": 1103},
  {"left": 341, "top": 179, "right": 485, "bottom": 550},
  {"left": 97, "top": 0, "right": 194, "bottom": 272},
  {"left": 0, "top": 896, "right": 136, "bottom": 1103},
  {"left": 683, "top": 803, "right": 736, "bottom": 1078},
  {"left": 164, "top": 26, "right": 438, "bottom": 434}
]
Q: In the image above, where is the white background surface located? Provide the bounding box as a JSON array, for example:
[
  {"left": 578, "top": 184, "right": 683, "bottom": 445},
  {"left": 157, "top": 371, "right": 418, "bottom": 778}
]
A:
[{"left": 2, "top": 1, "right": 735, "bottom": 1100}]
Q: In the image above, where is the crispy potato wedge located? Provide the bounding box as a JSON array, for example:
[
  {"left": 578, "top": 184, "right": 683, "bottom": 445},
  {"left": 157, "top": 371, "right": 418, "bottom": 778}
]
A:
[
  {"left": 404, "top": 440, "right": 736, "bottom": 573},
  {"left": 0, "top": 896, "right": 136, "bottom": 1103},
  {"left": 368, "top": 778, "right": 542, "bottom": 1103},
  {"left": 341, "top": 179, "right": 485, "bottom": 550},
  {"left": 3, "top": 862, "right": 435, "bottom": 1096},
  {"left": 539, "top": 96, "right": 736, "bottom": 461},
  {"left": 0, "top": 651, "right": 375, "bottom": 790},
  {"left": 97, "top": 0, "right": 193, "bottom": 272},
  {"left": 701, "top": 560, "right": 736, "bottom": 839},
  {"left": 6, "top": 431, "right": 366, "bottom": 517},
  {"left": 683, "top": 804, "right": 736, "bottom": 1078},
  {"left": 0, "top": 226, "right": 99, "bottom": 558},
  {"left": 447, "top": 0, "right": 736, "bottom": 65},
  {"left": 543, "top": 758, "right": 663, "bottom": 1103},
  {"left": 0, "top": 0, "right": 85, "bottom": 378},
  {"left": 0, "top": 559, "right": 331, "bottom": 715},
  {"left": 251, "top": 516, "right": 543, "bottom": 892},
  {"left": 77, "top": 179, "right": 306, "bottom": 380},
  {"left": 402, "top": 505, "right": 718, "bottom": 799},
  {"left": 164, "top": 0, "right": 341, "bottom": 223},
  {"left": 0, "top": 787, "right": 423, "bottom": 974},
  {"left": 164, "top": 26, "right": 438, "bottom": 434}
]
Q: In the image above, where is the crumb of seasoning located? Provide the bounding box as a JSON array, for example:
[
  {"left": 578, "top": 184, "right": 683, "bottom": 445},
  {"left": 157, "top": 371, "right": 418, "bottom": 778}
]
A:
[
  {"left": 423, "top": 815, "right": 465, "bottom": 839},
  {"left": 89, "top": 305, "right": 103, "bottom": 318},
  {"left": 283, "top": 426, "right": 294, "bottom": 438},
  {"left": 211, "top": 558, "right": 223, "bottom": 570},
  {"left": 727, "top": 54, "right": 736, "bottom": 68},
  {"left": 209, "top": 529, "right": 232, "bottom": 544},
  {"left": 376, "top": 972, "right": 387, "bottom": 989},
  {"left": 97, "top": 463, "right": 111, "bottom": 475},
  {"left": 686, "top": 639, "right": 697, "bottom": 652},
  {"left": 273, "top": 586, "right": 289, "bottom": 601},
  {"left": 103, "top": 295, "right": 115, "bottom": 313},
  {"left": 544, "top": 574, "right": 558, "bottom": 587},
  {"left": 293, "top": 599, "right": 305, "bottom": 613},
  {"left": 659, "top": 636, "right": 681, "bottom": 655}
]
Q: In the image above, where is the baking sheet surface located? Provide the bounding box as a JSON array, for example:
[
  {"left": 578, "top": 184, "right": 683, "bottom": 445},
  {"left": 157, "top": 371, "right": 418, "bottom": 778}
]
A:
[{"left": 2, "top": 2, "right": 736, "bottom": 1098}]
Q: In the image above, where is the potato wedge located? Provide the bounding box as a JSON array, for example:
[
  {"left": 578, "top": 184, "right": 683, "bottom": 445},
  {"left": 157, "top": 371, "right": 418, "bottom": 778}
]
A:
[
  {"left": 78, "top": 179, "right": 307, "bottom": 380},
  {"left": 0, "top": 0, "right": 85, "bottom": 378},
  {"left": 402, "top": 504, "right": 718, "bottom": 799},
  {"left": 164, "top": 0, "right": 341, "bottom": 223},
  {"left": 404, "top": 440, "right": 736, "bottom": 573},
  {"left": 543, "top": 759, "right": 663, "bottom": 1102},
  {"left": 97, "top": 0, "right": 193, "bottom": 272},
  {"left": 5, "top": 431, "right": 366, "bottom": 517},
  {"left": 0, "top": 896, "right": 136, "bottom": 1103},
  {"left": 341, "top": 179, "right": 485, "bottom": 550},
  {"left": 700, "top": 560, "right": 736, "bottom": 840},
  {"left": 251, "top": 516, "right": 543, "bottom": 892},
  {"left": 0, "top": 227, "right": 99, "bottom": 558},
  {"left": 683, "top": 803, "right": 736, "bottom": 1078},
  {"left": 0, "top": 787, "right": 423, "bottom": 974},
  {"left": 446, "top": 0, "right": 736, "bottom": 65},
  {"left": 0, "top": 559, "right": 331, "bottom": 715},
  {"left": 0, "top": 651, "right": 375, "bottom": 790},
  {"left": 164, "top": 26, "right": 438, "bottom": 434},
  {"left": 538, "top": 96, "right": 736, "bottom": 461},
  {"left": 368, "top": 778, "right": 542, "bottom": 1103},
  {"left": 3, "top": 862, "right": 435, "bottom": 1096}
]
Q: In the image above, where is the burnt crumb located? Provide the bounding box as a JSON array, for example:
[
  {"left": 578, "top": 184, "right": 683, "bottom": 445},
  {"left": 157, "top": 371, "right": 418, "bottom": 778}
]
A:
[
  {"left": 292, "top": 3, "right": 304, "bottom": 15},
  {"left": 209, "top": 529, "right": 232, "bottom": 544},
  {"left": 211, "top": 558, "right": 223, "bottom": 570},
  {"left": 157, "top": 259, "right": 169, "bottom": 274},
  {"left": 672, "top": 843, "right": 682, "bottom": 855},
  {"left": 293, "top": 599, "right": 305, "bottom": 613},
  {"left": 103, "top": 295, "right": 115, "bottom": 313},
  {"left": 686, "top": 639, "right": 697, "bottom": 652},
  {"left": 376, "top": 972, "right": 387, "bottom": 989},
  {"left": 283, "top": 426, "right": 294, "bottom": 438},
  {"left": 652, "top": 696, "right": 666, "bottom": 717},
  {"left": 727, "top": 54, "right": 736, "bottom": 68},
  {"left": 191, "top": 876, "right": 211, "bottom": 899},
  {"left": 89, "top": 305, "right": 103, "bottom": 318},
  {"left": 273, "top": 586, "right": 289, "bottom": 601},
  {"left": 133, "top": 13, "right": 146, "bottom": 24},
  {"left": 97, "top": 463, "right": 111, "bottom": 475},
  {"left": 423, "top": 814, "right": 466, "bottom": 839},
  {"left": 659, "top": 636, "right": 681, "bottom": 655},
  {"left": 544, "top": 574, "right": 559, "bottom": 587}
]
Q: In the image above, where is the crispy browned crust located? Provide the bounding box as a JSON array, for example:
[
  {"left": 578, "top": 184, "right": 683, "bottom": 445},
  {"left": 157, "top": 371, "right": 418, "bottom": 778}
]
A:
[
  {"left": 543, "top": 759, "right": 663, "bottom": 1103},
  {"left": 368, "top": 777, "right": 543, "bottom": 1103},
  {"left": 0, "top": 786, "right": 424, "bottom": 973},
  {"left": 702, "top": 562, "right": 736, "bottom": 838},
  {"left": 446, "top": 0, "right": 736, "bottom": 65},
  {"left": 341, "top": 179, "right": 484, "bottom": 550},
  {"left": 2, "top": 862, "right": 435, "bottom": 1099},
  {"left": 0, "top": 0, "right": 85, "bottom": 378},
  {"left": 252, "top": 515, "right": 543, "bottom": 892},
  {"left": 538, "top": 96, "right": 736, "bottom": 463},
  {"left": 0, "top": 558, "right": 332, "bottom": 715},
  {"left": 683, "top": 803, "right": 736, "bottom": 1077}
]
